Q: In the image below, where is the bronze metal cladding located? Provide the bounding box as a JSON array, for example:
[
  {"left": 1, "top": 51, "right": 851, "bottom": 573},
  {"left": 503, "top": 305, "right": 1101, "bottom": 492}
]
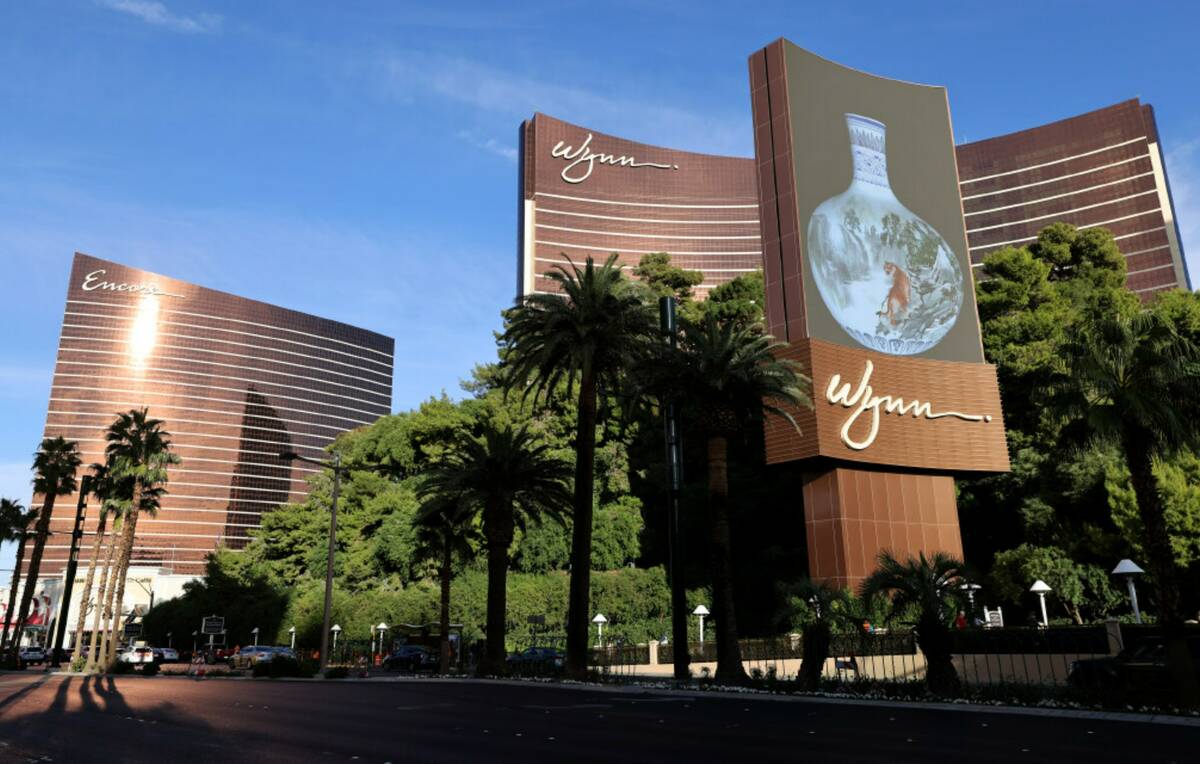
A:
[
  {"left": 26, "top": 253, "right": 394, "bottom": 578},
  {"left": 517, "top": 113, "right": 762, "bottom": 299},
  {"left": 956, "top": 100, "right": 1191, "bottom": 296}
]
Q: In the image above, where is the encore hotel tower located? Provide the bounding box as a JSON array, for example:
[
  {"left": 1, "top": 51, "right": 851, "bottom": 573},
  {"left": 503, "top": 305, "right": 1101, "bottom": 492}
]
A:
[{"left": 29, "top": 253, "right": 394, "bottom": 577}]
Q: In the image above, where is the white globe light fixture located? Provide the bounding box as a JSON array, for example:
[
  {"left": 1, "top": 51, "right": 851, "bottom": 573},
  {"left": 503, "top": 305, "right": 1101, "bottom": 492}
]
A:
[
  {"left": 1112, "top": 559, "right": 1145, "bottom": 624},
  {"left": 288, "top": 626, "right": 296, "bottom": 650},
  {"left": 376, "top": 622, "right": 389, "bottom": 655},
  {"left": 1029, "top": 580, "right": 1052, "bottom": 628},
  {"left": 331, "top": 623, "right": 342, "bottom": 654},
  {"left": 693, "top": 605, "right": 710, "bottom": 644},
  {"left": 592, "top": 613, "right": 608, "bottom": 646},
  {"left": 250, "top": 626, "right": 259, "bottom": 647}
]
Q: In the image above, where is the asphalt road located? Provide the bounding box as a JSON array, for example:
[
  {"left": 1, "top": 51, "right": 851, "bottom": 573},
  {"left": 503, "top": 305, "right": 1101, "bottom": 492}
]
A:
[{"left": 0, "top": 672, "right": 1194, "bottom": 763}]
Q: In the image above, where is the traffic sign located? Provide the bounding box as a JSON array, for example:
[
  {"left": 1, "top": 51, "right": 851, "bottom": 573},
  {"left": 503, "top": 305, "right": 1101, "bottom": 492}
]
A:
[
  {"left": 123, "top": 622, "right": 142, "bottom": 637},
  {"left": 201, "top": 615, "right": 225, "bottom": 635}
]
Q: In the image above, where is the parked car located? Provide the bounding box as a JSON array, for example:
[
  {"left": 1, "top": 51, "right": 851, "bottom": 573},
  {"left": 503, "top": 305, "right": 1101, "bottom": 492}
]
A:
[
  {"left": 506, "top": 646, "right": 565, "bottom": 674},
  {"left": 119, "top": 646, "right": 155, "bottom": 665},
  {"left": 382, "top": 645, "right": 435, "bottom": 672},
  {"left": 151, "top": 647, "right": 180, "bottom": 663},
  {"left": 18, "top": 646, "right": 46, "bottom": 665},
  {"left": 1069, "top": 636, "right": 1200, "bottom": 698},
  {"left": 230, "top": 645, "right": 295, "bottom": 670}
]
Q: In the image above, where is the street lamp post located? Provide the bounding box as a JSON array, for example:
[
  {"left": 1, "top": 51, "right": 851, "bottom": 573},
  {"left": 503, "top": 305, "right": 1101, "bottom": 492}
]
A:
[
  {"left": 331, "top": 624, "right": 342, "bottom": 660},
  {"left": 1030, "top": 580, "right": 1052, "bottom": 628},
  {"left": 167, "top": 631, "right": 172, "bottom": 649},
  {"left": 1112, "top": 559, "right": 1145, "bottom": 624},
  {"left": 659, "top": 296, "right": 690, "bottom": 682},
  {"left": 592, "top": 614, "right": 607, "bottom": 647},
  {"left": 192, "top": 630, "right": 198, "bottom": 654},
  {"left": 288, "top": 626, "right": 296, "bottom": 650},
  {"left": 280, "top": 450, "right": 345, "bottom": 672},
  {"left": 375, "top": 622, "right": 388, "bottom": 657},
  {"left": 693, "top": 605, "right": 709, "bottom": 645},
  {"left": 251, "top": 627, "right": 259, "bottom": 647},
  {"left": 960, "top": 583, "right": 981, "bottom": 609}
]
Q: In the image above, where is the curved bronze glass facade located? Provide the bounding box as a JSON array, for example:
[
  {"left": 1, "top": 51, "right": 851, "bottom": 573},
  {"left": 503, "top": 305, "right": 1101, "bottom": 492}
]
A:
[
  {"left": 956, "top": 99, "right": 1191, "bottom": 295},
  {"left": 29, "top": 253, "right": 394, "bottom": 576},
  {"left": 518, "top": 113, "right": 762, "bottom": 298}
]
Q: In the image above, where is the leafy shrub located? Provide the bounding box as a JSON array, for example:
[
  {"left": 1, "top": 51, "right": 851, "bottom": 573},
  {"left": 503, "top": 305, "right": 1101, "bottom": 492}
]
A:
[
  {"left": 252, "top": 656, "right": 312, "bottom": 678},
  {"left": 69, "top": 656, "right": 88, "bottom": 672},
  {"left": 324, "top": 666, "right": 350, "bottom": 679}
]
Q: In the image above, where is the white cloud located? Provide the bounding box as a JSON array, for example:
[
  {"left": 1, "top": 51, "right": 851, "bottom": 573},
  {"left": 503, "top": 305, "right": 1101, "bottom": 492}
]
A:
[
  {"left": 1165, "top": 136, "right": 1200, "bottom": 289},
  {"left": 379, "top": 52, "right": 750, "bottom": 158},
  {"left": 97, "top": 0, "right": 221, "bottom": 34},
  {"left": 456, "top": 131, "right": 518, "bottom": 162}
]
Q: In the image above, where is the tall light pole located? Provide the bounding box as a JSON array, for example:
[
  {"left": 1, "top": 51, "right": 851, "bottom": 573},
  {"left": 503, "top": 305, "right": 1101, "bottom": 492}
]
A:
[
  {"left": 1112, "top": 559, "right": 1145, "bottom": 624},
  {"left": 376, "top": 622, "right": 388, "bottom": 657},
  {"left": 280, "top": 450, "right": 345, "bottom": 672},
  {"left": 693, "top": 605, "right": 709, "bottom": 644},
  {"left": 251, "top": 627, "right": 259, "bottom": 647},
  {"left": 1030, "top": 580, "right": 1051, "bottom": 628},
  {"left": 288, "top": 626, "right": 296, "bottom": 650},
  {"left": 331, "top": 624, "right": 342, "bottom": 659},
  {"left": 659, "top": 296, "right": 690, "bottom": 681}
]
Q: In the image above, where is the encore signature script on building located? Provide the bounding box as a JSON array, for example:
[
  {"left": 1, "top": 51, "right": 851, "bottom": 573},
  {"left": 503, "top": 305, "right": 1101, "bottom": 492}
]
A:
[
  {"left": 550, "top": 133, "right": 679, "bottom": 184},
  {"left": 825, "top": 360, "right": 992, "bottom": 450},
  {"left": 81, "top": 269, "right": 185, "bottom": 299}
]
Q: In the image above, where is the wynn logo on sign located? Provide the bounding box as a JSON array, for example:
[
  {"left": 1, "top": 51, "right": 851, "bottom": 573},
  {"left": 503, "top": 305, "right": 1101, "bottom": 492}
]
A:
[
  {"left": 825, "top": 360, "right": 992, "bottom": 450},
  {"left": 551, "top": 133, "right": 678, "bottom": 184},
  {"left": 81, "top": 269, "right": 184, "bottom": 299}
]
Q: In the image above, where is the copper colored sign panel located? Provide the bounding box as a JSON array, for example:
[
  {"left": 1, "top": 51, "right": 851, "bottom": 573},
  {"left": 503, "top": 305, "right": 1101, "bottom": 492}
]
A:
[{"left": 765, "top": 338, "right": 1009, "bottom": 474}]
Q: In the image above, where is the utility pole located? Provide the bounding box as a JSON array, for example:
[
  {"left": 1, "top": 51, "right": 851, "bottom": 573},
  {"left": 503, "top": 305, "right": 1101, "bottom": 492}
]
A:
[
  {"left": 50, "top": 474, "right": 91, "bottom": 667},
  {"left": 659, "top": 297, "right": 690, "bottom": 681}
]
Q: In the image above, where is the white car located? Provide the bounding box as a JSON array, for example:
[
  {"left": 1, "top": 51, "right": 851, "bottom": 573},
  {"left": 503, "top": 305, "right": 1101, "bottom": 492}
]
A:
[
  {"left": 119, "top": 646, "right": 155, "bottom": 664},
  {"left": 152, "top": 646, "right": 179, "bottom": 662},
  {"left": 19, "top": 646, "right": 46, "bottom": 665}
]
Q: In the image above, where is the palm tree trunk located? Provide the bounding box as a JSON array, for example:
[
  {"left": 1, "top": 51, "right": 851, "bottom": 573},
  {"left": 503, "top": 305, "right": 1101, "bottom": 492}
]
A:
[
  {"left": 88, "top": 519, "right": 121, "bottom": 670},
  {"left": 797, "top": 621, "right": 831, "bottom": 691},
  {"left": 480, "top": 501, "right": 512, "bottom": 676},
  {"left": 565, "top": 367, "right": 598, "bottom": 680},
  {"left": 439, "top": 533, "right": 452, "bottom": 675},
  {"left": 12, "top": 493, "right": 57, "bottom": 655},
  {"left": 72, "top": 511, "right": 108, "bottom": 660},
  {"left": 104, "top": 502, "right": 141, "bottom": 667},
  {"left": 1122, "top": 426, "right": 1200, "bottom": 707},
  {"left": 707, "top": 435, "right": 746, "bottom": 684},
  {"left": 1, "top": 534, "right": 28, "bottom": 650}
]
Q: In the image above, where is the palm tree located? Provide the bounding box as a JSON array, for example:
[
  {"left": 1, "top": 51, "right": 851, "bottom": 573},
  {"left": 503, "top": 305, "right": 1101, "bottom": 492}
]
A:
[
  {"left": 1058, "top": 308, "right": 1200, "bottom": 706},
  {"left": 859, "top": 551, "right": 965, "bottom": 696},
  {"left": 777, "top": 579, "right": 852, "bottom": 691},
  {"left": 640, "top": 313, "right": 810, "bottom": 684},
  {"left": 501, "top": 254, "right": 657, "bottom": 678},
  {"left": 71, "top": 463, "right": 120, "bottom": 662},
  {"left": 96, "top": 409, "right": 178, "bottom": 669},
  {"left": 418, "top": 422, "right": 572, "bottom": 675},
  {"left": 12, "top": 437, "right": 81, "bottom": 654},
  {"left": 0, "top": 499, "right": 38, "bottom": 650},
  {"left": 414, "top": 495, "right": 480, "bottom": 674}
]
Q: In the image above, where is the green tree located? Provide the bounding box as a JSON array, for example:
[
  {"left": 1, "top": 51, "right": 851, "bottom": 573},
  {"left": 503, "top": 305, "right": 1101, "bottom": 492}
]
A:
[
  {"left": 638, "top": 313, "right": 810, "bottom": 683},
  {"left": 701, "top": 271, "right": 765, "bottom": 329},
  {"left": 502, "top": 254, "right": 657, "bottom": 678},
  {"left": 860, "top": 551, "right": 966, "bottom": 696},
  {"left": 989, "top": 544, "right": 1122, "bottom": 624},
  {"left": 776, "top": 579, "right": 852, "bottom": 690},
  {"left": 94, "top": 409, "right": 179, "bottom": 669},
  {"left": 13, "top": 437, "right": 81, "bottom": 655},
  {"left": 415, "top": 494, "right": 480, "bottom": 673},
  {"left": 1058, "top": 307, "right": 1200, "bottom": 705},
  {"left": 1106, "top": 449, "right": 1200, "bottom": 569},
  {"left": 418, "top": 423, "right": 572, "bottom": 675},
  {"left": 0, "top": 498, "right": 37, "bottom": 651}
]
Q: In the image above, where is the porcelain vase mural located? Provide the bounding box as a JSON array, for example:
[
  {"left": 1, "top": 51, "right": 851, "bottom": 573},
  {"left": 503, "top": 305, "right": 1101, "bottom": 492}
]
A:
[{"left": 806, "top": 114, "right": 964, "bottom": 355}]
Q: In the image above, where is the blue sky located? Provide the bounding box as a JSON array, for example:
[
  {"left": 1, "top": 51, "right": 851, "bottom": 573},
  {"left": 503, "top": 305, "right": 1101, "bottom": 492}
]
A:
[{"left": 2, "top": 1, "right": 1199, "bottom": 570}]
